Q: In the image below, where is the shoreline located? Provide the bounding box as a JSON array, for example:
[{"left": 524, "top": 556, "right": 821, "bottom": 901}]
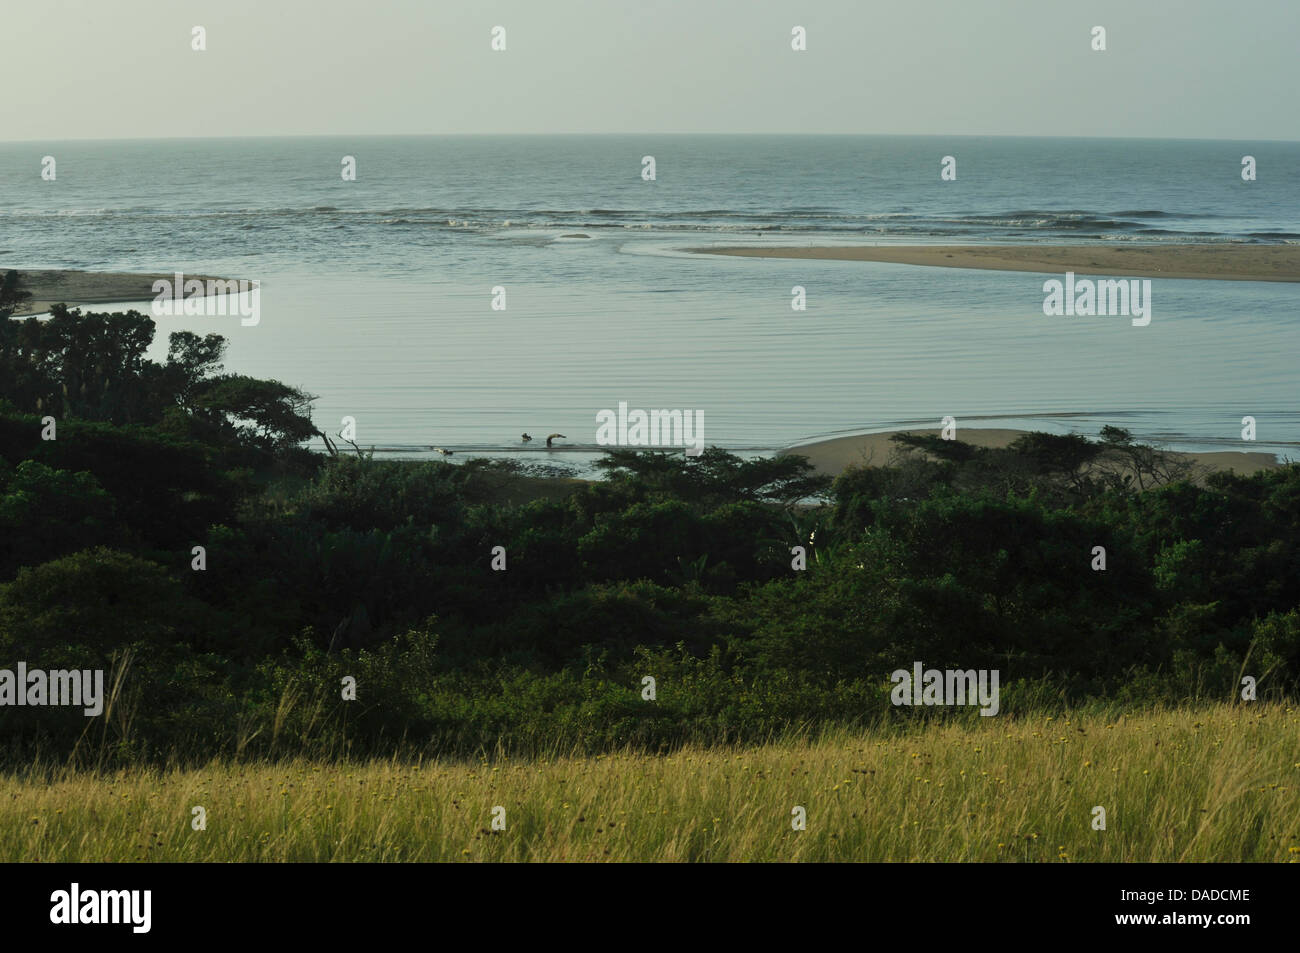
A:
[
  {"left": 691, "top": 244, "right": 1300, "bottom": 282},
  {"left": 3, "top": 268, "right": 244, "bottom": 316},
  {"left": 359, "top": 431, "right": 1289, "bottom": 484},
  {"left": 784, "top": 427, "right": 1284, "bottom": 478}
]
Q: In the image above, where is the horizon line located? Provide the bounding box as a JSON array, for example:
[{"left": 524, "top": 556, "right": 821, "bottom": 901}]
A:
[{"left": 3, "top": 132, "right": 1298, "bottom": 146}]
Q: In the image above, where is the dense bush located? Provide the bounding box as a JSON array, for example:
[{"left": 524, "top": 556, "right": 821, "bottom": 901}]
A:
[{"left": 2, "top": 307, "right": 1298, "bottom": 764}]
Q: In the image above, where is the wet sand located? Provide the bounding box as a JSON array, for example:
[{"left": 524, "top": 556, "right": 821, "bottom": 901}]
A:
[
  {"left": 4, "top": 269, "right": 243, "bottom": 316},
  {"left": 694, "top": 244, "right": 1300, "bottom": 282}
]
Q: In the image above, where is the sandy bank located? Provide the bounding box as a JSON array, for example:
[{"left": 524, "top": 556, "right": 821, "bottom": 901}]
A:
[
  {"left": 694, "top": 244, "right": 1300, "bottom": 282},
  {"left": 784, "top": 427, "right": 1283, "bottom": 478},
  {"left": 4, "top": 268, "right": 244, "bottom": 316}
]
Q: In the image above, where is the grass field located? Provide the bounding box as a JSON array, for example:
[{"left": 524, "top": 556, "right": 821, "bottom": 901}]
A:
[{"left": 5, "top": 702, "right": 1297, "bottom": 862}]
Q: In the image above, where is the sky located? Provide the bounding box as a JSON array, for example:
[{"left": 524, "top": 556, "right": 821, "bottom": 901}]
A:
[{"left": 3, "top": 0, "right": 1297, "bottom": 141}]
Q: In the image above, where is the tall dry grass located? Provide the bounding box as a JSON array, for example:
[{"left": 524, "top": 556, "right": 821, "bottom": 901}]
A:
[{"left": 4, "top": 702, "right": 1296, "bottom": 862}]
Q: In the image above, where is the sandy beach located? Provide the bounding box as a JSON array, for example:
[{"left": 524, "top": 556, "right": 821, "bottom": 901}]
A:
[
  {"left": 695, "top": 244, "right": 1300, "bottom": 282},
  {"left": 785, "top": 427, "right": 1284, "bottom": 478},
  {"left": 3, "top": 268, "right": 242, "bottom": 316}
]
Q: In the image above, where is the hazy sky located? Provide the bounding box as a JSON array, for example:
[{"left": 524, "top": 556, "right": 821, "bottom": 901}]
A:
[{"left": 4, "top": 0, "right": 1296, "bottom": 141}]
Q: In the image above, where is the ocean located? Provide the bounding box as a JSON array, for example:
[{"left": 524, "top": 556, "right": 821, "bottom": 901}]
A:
[{"left": 2, "top": 135, "right": 1297, "bottom": 464}]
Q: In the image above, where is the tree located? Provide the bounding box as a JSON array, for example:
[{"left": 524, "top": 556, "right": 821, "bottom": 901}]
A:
[
  {"left": 0, "top": 306, "right": 163, "bottom": 423},
  {"left": 165, "top": 331, "right": 227, "bottom": 405},
  {"left": 891, "top": 431, "right": 980, "bottom": 463},
  {"left": 1007, "top": 432, "right": 1103, "bottom": 476},
  {"left": 594, "top": 447, "right": 830, "bottom": 506},
  {"left": 0, "top": 270, "right": 31, "bottom": 318},
  {"left": 0, "top": 306, "right": 322, "bottom": 460},
  {"left": 189, "top": 374, "right": 320, "bottom": 453},
  {"left": 0, "top": 547, "right": 210, "bottom": 663},
  {"left": 0, "top": 461, "right": 116, "bottom": 577},
  {"left": 1096, "top": 425, "right": 1197, "bottom": 491}
]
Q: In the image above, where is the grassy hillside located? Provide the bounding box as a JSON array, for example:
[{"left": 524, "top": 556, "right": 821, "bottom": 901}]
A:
[{"left": 6, "top": 702, "right": 1296, "bottom": 863}]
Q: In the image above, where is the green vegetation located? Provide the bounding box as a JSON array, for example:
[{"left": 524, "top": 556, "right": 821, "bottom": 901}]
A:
[
  {"left": 2, "top": 302, "right": 1298, "bottom": 767},
  {"left": 5, "top": 704, "right": 1297, "bottom": 862}
]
